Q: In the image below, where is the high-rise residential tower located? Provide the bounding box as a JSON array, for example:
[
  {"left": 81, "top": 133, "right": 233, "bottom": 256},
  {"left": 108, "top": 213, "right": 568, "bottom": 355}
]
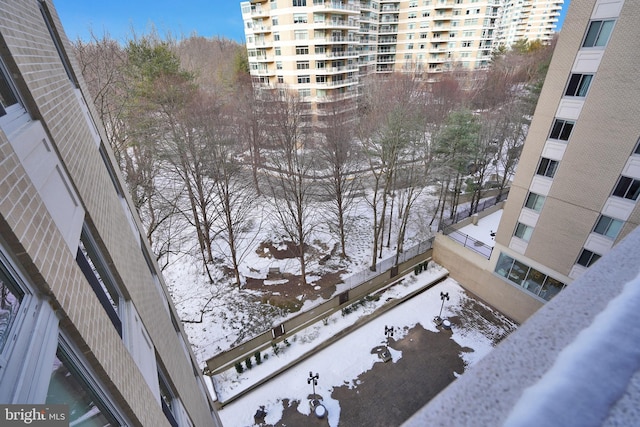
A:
[
  {"left": 240, "top": 0, "right": 563, "bottom": 113},
  {"left": 0, "top": 1, "right": 221, "bottom": 425},
  {"left": 491, "top": 0, "right": 639, "bottom": 300}
]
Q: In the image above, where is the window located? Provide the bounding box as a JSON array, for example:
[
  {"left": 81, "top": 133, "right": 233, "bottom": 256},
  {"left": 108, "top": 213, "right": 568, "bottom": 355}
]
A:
[
  {"left": 299, "top": 88, "right": 311, "bottom": 98},
  {"left": 294, "top": 30, "right": 308, "bottom": 40},
  {"left": 47, "top": 345, "right": 122, "bottom": 426},
  {"left": 634, "top": 138, "right": 640, "bottom": 155},
  {"left": 275, "top": 47, "right": 281, "bottom": 56},
  {"left": 565, "top": 73, "right": 593, "bottom": 97},
  {"left": 277, "top": 75, "right": 284, "bottom": 83},
  {"left": 0, "top": 262, "right": 24, "bottom": 354},
  {"left": 294, "top": 13, "right": 308, "bottom": 24},
  {"left": 76, "top": 225, "right": 124, "bottom": 336},
  {"left": 0, "top": 58, "right": 29, "bottom": 133},
  {"left": 494, "top": 253, "right": 565, "bottom": 301},
  {"left": 272, "top": 17, "right": 279, "bottom": 26},
  {"left": 296, "top": 61, "right": 310, "bottom": 69},
  {"left": 298, "top": 75, "right": 310, "bottom": 83},
  {"left": 536, "top": 157, "right": 558, "bottom": 178},
  {"left": 296, "top": 46, "right": 309, "bottom": 55},
  {"left": 582, "top": 20, "right": 614, "bottom": 48},
  {"left": 39, "top": 1, "right": 78, "bottom": 87},
  {"left": 158, "top": 367, "right": 179, "bottom": 427},
  {"left": 276, "top": 61, "right": 283, "bottom": 69},
  {"left": 612, "top": 176, "right": 640, "bottom": 201},
  {"left": 462, "top": 41, "right": 472, "bottom": 47},
  {"left": 577, "top": 249, "right": 601, "bottom": 267},
  {"left": 594, "top": 215, "right": 623, "bottom": 239},
  {"left": 316, "top": 75, "right": 326, "bottom": 83},
  {"left": 274, "top": 32, "right": 280, "bottom": 41},
  {"left": 514, "top": 222, "right": 534, "bottom": 242},
  {"left": 549, "top": 118, "right": 574, "bottom": 141},
  {"left": 293, "top": 0, "right": 307, "bottom": 5},
  {"left": 408, "top": 12, "right": 417, "bottom": 19},
  {"left": 524, "top": 192, "right": 545, "bottom": 212}
]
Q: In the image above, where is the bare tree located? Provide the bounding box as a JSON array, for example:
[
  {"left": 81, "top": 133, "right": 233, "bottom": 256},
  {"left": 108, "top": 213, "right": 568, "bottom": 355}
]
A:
[
  {"left": 316, "top": 106, "right": 362, "bottom": 259},
  {"left": 194, "top": 91, "right": 263, "bottom": 289},
  {"left": 265, "top": 90, "right": 315, "bottom": 285}
]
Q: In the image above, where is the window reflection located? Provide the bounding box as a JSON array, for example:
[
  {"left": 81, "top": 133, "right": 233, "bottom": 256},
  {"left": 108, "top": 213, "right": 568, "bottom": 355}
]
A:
[
  {"left": 46, "top": 348, "right": 118, "bottom": 427},
  {"left": 494, "top": 252, "right": 565, "bottom": 301},
  {"left": 0, "top": 265, "right": 23, "bottom": 353}
]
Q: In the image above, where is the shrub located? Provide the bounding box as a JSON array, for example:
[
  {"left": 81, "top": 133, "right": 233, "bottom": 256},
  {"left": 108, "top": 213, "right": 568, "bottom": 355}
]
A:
[
  {"left": 245, "top": 357, "right": 252, "bottom": 370},
  {"left": 254, "top": 351, "right": 262, "bottom": 365},
  {"left": 234, "top": 362, "right": 243, "bottom": 374}
]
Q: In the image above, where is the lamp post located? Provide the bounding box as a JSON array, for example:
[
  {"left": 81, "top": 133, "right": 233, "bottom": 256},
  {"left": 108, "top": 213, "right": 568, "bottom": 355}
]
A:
[
  {"left": 308, "top": 372, "right": 319, "bottom": 397},
  {"left": 385, "top": 325, "right": 394, "bottom": 340},
  {"left": 435, "top": 291, "right": 449, "bottom": 325}
]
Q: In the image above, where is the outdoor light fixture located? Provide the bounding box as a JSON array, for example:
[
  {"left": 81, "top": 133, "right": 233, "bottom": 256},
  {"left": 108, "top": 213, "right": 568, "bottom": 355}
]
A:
[
  {"left": 385, "top": 325, "right": 394, "bottom": 339},
  {"left": 308, "top": 372, "right": 319, "bottom": 396},
  {"left": 434, "top": 291, "right": 450, "bottom": 326}
]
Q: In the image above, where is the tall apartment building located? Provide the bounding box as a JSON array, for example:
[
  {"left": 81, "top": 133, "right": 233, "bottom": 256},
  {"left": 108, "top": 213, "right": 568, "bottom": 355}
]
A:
[
  {"left": 495, "top": 0, "right": 563, "bottom": 47},
  {"left": 0, "top": 1, "right": 221, "bottom": 426},
  {"left": 240, "top": 0, "right": 562, "bottom": 114},
  {"left": 490, "top": 0, "right": 639, "bottom": 300}
]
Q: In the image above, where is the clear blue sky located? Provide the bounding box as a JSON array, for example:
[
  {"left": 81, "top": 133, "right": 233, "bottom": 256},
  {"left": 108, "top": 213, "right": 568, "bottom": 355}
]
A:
[
  {"left": 53, "top": 0, "right": 246, "bottom": 43},
  {"left": 54, "top": 0, "right": 570, "bottom": 45}
]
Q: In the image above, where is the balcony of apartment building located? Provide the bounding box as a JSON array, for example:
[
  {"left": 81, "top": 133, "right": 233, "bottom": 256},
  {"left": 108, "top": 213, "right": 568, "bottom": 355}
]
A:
[
  {"left": 315, "top": 63, "right": 358, "bottom": 74},
  {"left": 377, "top": 54, "right": 396, "bottom": 63},
  {"left": 255, "top": 53, "right": 275, "bottom": 62},
  {"left": 317, "top": 76, "right": 359, "bottom": 88},
  {"left": 434, "top": 0, "right": 455, "bottom": 10},
  {"left": 378, "top": 35, "right": 397, "bottom": 44},
  {"left": 359, "top": 1, "right": 375, "bottom": 12},
  {"left": 428, "top": 53, "right": 447, "bottom": 64},
  {"left": 376, "top": 63, "right": 395, "bottom": 73},
  {"left": 324, "top": 48, "right": 359, "bottom": 58},
  {"left": 379, "top": 24, "right": 399, "bottom": 34},
  {"left": 252, "top": 24, "right": 272, "bottom": 34},
  {"left": 249, "top": 6, "right": 269, "bottom": 18},
  {"left": 379, "top": 3, "right": 400, "bottom": 12},
  {"left": 313, "top": 1, "right": 360, "bottom": 14},
  {"left": 314, "top": 17, "right": 360, "bottom": 29}
]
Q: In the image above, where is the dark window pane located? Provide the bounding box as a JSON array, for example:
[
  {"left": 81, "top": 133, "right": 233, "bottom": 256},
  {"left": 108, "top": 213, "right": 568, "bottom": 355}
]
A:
[
  {"left": 550, "top": 120, "right": 564, "bottom": 139},
  {"left": 577, "top": 75, "right": 592, "bottom": 96},
  {"left": 559, "top": 121, "right": 574, "bottom": 140},
  {"left": 582, "top": 21, "right": 601, "bottom": 47},
  {"left": 577, "top": 249, "right": 600, "bottom": 267},
  {"left": 628, "top": 179, "right": 640, "bottom": 200},
  {"left": 565, "top": 74, "right": 581, "bottom": 96},
  {"left": 537, "top": 158, "right": 549, "bottom": 175},
  {"left": 540, "top": 277, "right": 564, "bottom": 301},
  {"left": 613, "top": 176, "right": 632, "bottom": 197},
  {"left": 594, "top": 216, "right": 611, "bottom": 235}
]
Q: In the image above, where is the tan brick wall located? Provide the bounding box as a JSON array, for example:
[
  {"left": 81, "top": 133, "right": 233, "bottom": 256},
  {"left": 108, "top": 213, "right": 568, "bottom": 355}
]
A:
[
  {"left": 432, "top": 235, "right": 542, "bottom": 324},
  {"left": 497, "top": 0, "right": 640, "bottom": 278}
]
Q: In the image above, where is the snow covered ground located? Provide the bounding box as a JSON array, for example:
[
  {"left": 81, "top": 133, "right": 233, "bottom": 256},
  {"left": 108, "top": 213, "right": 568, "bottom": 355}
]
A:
[
  {"left": 456, "top": 209, "right": 503, "bottom": 248},
  {"left": 213, "top": 275, "right": 516, "bottom": 427}
]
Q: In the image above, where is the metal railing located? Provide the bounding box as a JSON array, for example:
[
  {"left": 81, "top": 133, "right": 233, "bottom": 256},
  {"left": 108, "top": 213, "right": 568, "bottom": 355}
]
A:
[{"left": 443, "top": 227, "right": 493, "bottom": 259}]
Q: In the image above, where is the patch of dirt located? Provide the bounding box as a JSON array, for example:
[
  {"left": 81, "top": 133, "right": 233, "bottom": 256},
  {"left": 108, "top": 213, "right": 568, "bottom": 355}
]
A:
[
  {"left": 246, "top": 241, "right": 346, "bottom": 313},
  {"left": 257, "top": 241, "right": 306, "bottom": 260}
]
